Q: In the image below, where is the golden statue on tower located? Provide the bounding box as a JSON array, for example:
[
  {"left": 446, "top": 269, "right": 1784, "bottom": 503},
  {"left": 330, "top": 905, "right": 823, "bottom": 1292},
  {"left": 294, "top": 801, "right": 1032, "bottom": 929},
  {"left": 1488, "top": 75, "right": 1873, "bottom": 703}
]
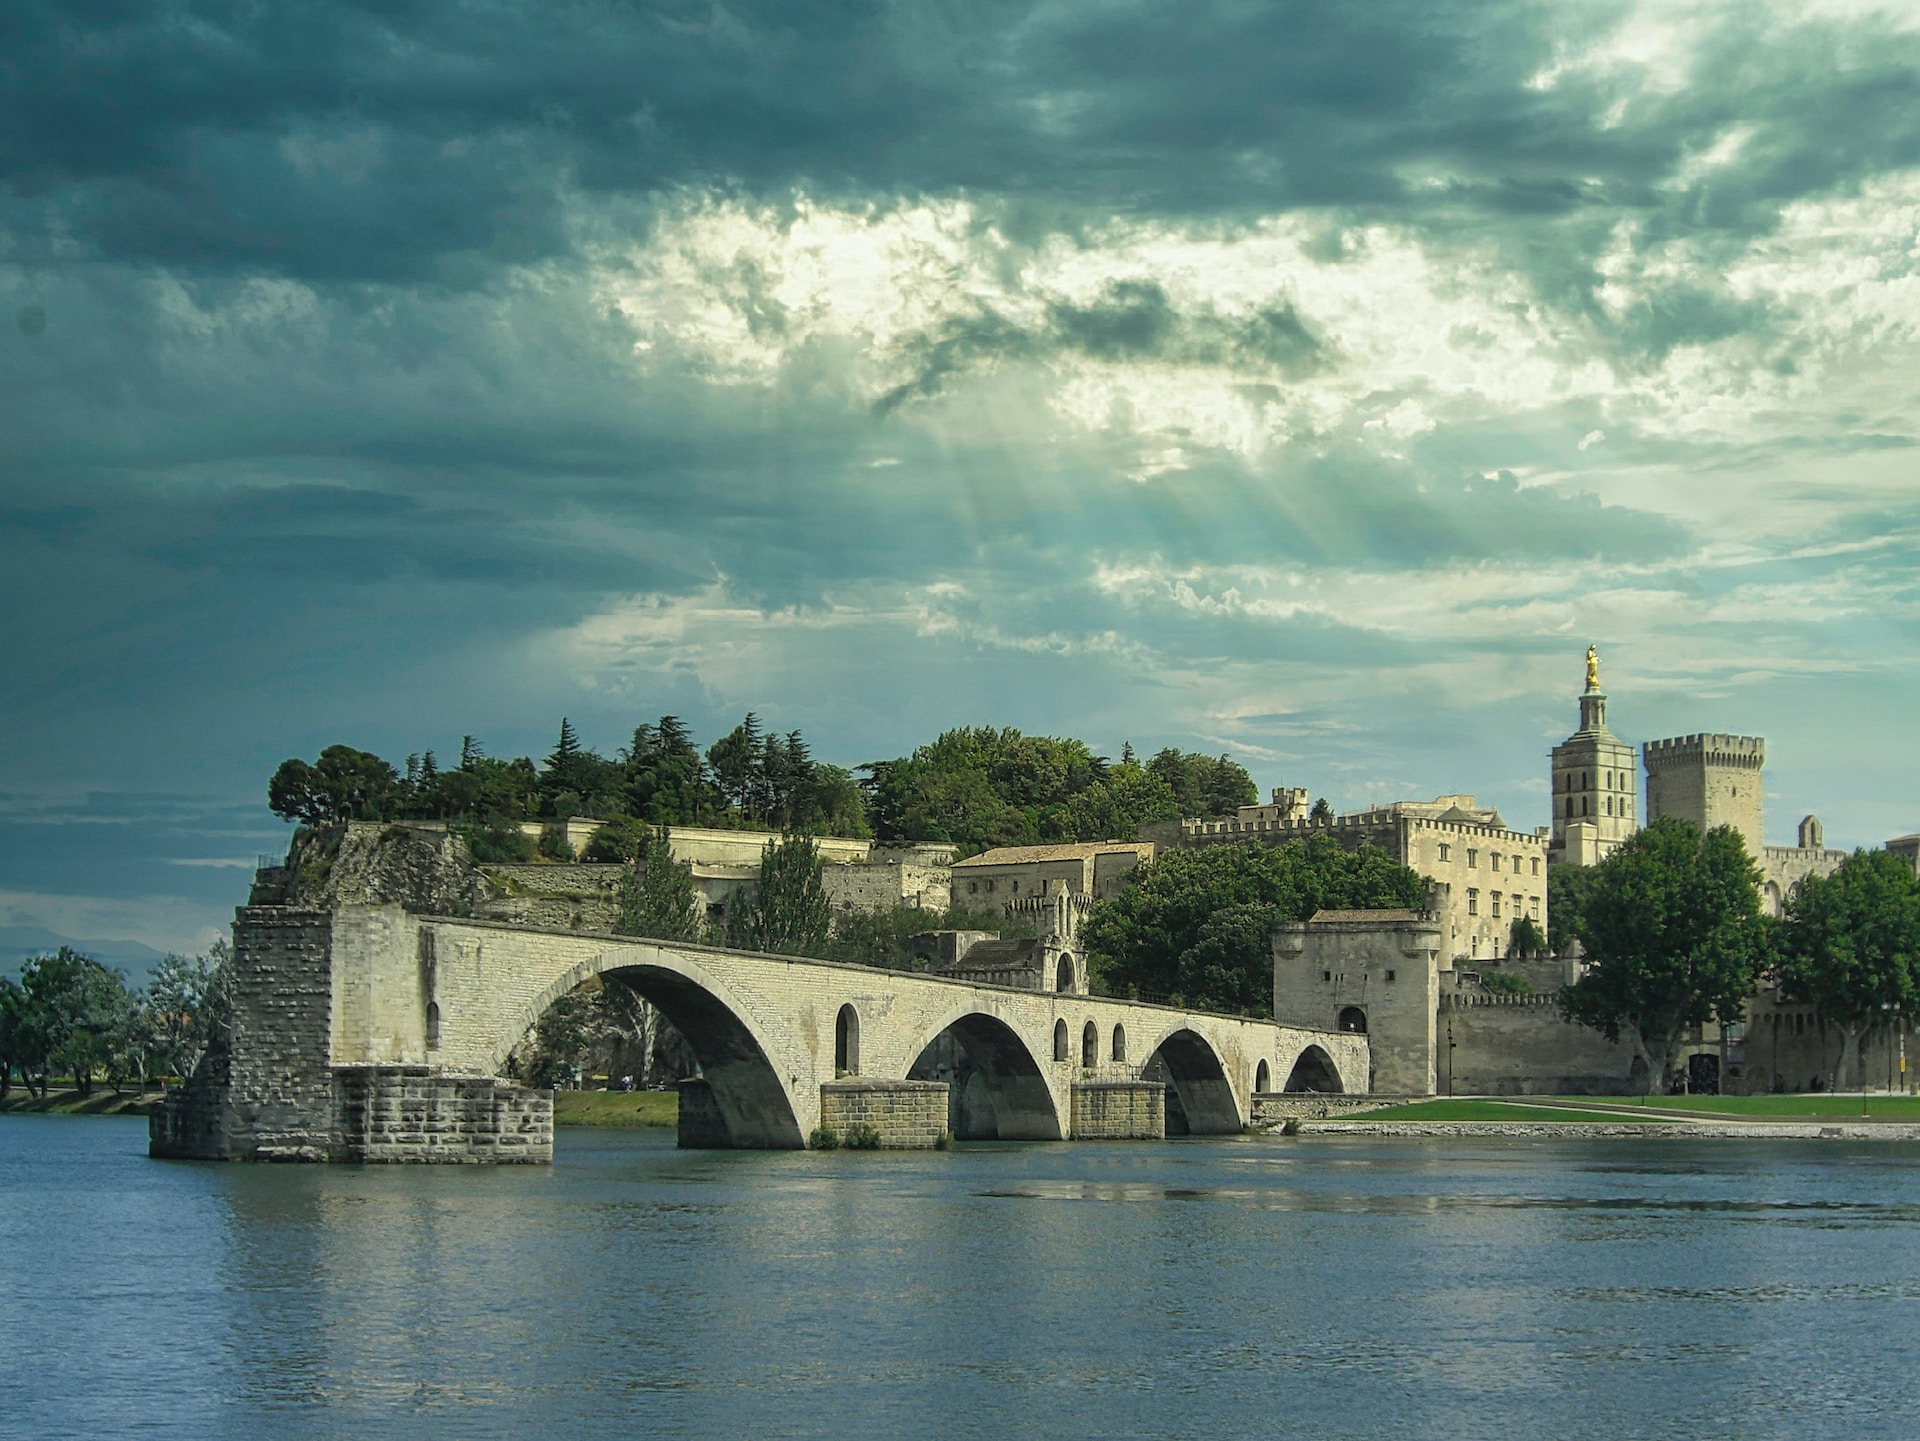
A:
[{"left": 1585, "top": 644, "right": 1600, "bottom": 692}]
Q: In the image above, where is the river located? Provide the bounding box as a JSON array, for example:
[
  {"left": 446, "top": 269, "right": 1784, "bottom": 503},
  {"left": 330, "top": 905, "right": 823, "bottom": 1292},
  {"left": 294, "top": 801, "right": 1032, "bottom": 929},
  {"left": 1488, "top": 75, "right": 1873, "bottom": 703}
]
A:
[{"left": 4, "top": 1115, "right": 1919, "bottom": 1439}]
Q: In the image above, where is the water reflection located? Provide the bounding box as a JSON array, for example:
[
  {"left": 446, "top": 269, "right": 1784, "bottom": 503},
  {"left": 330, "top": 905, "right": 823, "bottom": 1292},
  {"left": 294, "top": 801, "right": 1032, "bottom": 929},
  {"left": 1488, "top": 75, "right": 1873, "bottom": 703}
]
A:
[{"left": 7, "top": 1118, "right": 1920, "bottom": 1438}]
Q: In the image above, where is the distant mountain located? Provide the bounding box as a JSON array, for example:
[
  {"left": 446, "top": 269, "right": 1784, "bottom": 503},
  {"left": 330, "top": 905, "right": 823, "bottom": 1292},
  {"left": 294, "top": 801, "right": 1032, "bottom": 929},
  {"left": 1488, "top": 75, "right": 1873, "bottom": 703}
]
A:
[{"left": 0, "top": 926, "right": 169, "bottom": 986}]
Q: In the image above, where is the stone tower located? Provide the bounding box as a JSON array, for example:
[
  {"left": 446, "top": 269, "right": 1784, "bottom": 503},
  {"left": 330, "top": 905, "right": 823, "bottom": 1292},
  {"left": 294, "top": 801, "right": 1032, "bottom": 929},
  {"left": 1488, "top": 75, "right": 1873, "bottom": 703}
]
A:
[
  {"left": 1642, "top": 733, "right": 1765, "bottom": 855},
  {"left": 1548, "top": 648, "right": 1638, "bottom": 867}
]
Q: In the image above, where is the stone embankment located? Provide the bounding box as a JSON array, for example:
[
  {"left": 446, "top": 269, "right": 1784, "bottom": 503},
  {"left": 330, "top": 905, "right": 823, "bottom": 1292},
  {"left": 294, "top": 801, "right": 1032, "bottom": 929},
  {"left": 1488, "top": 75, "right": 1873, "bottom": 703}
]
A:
[{"left": 1273, "top": 1119, "right": 1920, "bottom": 1140}]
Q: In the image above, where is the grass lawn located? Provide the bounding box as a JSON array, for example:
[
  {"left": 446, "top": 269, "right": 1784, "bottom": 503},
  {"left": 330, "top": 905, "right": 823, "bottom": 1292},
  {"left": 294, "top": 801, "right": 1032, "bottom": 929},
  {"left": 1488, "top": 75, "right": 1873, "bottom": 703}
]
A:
[
  {"left": 1610, "top": 1093, "right": 1920, "bottom": 1119},
  {"left": 552, "top": 1088, "right": 679, "bottom": 1128},
  {"left": 1341, "top": 1099, "right": 1677, "bottom": 1124}
]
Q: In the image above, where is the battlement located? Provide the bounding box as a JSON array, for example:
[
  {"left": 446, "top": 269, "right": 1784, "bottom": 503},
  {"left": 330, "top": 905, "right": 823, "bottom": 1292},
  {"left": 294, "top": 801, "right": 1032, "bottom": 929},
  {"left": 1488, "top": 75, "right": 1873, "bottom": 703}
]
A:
[{"left": 1643, "top": 733, "right": 1765, "bottom": 770}]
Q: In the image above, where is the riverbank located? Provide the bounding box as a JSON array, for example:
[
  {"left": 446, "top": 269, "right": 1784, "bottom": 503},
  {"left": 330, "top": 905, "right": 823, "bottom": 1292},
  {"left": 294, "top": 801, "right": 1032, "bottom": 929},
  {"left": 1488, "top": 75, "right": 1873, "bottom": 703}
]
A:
[
  {"left": 552, "top": 1089, "right": 678, "bottom": 1128},
  {"left": 1276, "top": 1094, "right": 1920, "bottom": 1140},
  {"left": 0, "top": 1089, "right": 159, "bottom": 1117}
]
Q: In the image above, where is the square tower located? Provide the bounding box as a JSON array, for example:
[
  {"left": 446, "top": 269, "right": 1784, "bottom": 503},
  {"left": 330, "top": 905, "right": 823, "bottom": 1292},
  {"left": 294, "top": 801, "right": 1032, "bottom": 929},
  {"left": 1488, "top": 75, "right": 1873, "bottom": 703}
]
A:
[
  {"left": 1548, "top": 649, "right": 1637, "bottom": 867},
  {"left": 1642, "top": 733, "right": 1765, "bottom": 855}
]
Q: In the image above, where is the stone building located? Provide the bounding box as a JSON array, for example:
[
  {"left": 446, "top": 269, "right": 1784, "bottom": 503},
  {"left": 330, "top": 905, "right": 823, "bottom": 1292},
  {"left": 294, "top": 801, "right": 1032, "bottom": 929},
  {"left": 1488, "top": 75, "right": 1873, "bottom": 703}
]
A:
[
  {"left": 1273, "top": 909, "right": 1635, "bottom": 1096},
  {"left": 1149, "top": 793, "right": 1548, "bottom": 965},
  {"left": 1547, "top": 648, "right": 1637, "bottom": 867},
  {"left": 1643, "top": 732, "right": 1767, "bottom": 856},
  {"left": 919, "top": 886, "right": 1093, "bottom": 994},
  {"left": 951, "top": 841, "right": 1158, "bottom": 916}
]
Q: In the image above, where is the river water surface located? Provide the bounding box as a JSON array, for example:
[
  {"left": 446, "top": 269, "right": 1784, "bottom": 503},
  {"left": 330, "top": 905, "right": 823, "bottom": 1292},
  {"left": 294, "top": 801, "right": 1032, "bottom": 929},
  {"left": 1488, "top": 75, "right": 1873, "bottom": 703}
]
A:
[{"left": 5, "top": 1115, "right": 1920, "bottom": 1439}]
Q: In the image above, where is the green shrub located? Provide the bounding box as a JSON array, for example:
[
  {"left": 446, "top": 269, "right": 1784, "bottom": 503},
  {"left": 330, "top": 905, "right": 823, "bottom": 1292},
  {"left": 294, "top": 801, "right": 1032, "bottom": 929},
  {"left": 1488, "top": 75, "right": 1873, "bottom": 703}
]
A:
[
  {"left": 537, "top": 824, "right": 576, "bottom": 861},
  {"left": 844, "top": 1123, "right": 882, "bottom": 1150},
  {"left": 457, "top": 815, "right": 535, "bottom": 863},
  {"left": 581, "top": 816, "right": 650, "bottom": 863},
  {"left": 1480, "top": 969, "right": 1533, "bottom": 996},
  {"left": 808, "top": 1125, "right": 840, "bottom": 1150},
  {"left": 933, "top": 1130, "right": 952, "bottom": 1151}
]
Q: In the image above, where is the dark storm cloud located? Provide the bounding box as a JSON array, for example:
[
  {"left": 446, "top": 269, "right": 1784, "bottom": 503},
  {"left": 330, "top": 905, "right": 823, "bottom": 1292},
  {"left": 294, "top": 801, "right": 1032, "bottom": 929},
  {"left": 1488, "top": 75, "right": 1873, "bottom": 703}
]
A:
[{"left": 8, "top": 1, "right": 1920, "bottom": 288}]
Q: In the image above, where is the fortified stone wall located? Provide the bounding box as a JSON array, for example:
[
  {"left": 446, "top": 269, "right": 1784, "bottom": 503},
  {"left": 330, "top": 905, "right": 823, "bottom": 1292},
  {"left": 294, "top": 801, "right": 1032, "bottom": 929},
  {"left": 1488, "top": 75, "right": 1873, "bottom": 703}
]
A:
[
  {"left": 1644, "top": 733, "right": 1766, "bottom": 855},
  {"left": 1440, "top": 991, "right": 1636, "bottom": 1095}
]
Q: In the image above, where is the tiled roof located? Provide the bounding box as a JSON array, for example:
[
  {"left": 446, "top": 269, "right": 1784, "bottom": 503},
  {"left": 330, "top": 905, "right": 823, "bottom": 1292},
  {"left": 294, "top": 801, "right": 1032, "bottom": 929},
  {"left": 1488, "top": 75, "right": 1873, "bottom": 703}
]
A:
[{"left": 953, "top": 841, "right": 1156, "bottom": 867}]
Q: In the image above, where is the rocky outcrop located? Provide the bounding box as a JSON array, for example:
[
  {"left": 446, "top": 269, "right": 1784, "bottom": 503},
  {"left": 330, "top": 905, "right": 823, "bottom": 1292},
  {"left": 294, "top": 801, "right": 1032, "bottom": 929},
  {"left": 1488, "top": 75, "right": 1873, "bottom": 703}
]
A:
[{"left": 260, "top": 822, "right": 492, "bottom": 915}]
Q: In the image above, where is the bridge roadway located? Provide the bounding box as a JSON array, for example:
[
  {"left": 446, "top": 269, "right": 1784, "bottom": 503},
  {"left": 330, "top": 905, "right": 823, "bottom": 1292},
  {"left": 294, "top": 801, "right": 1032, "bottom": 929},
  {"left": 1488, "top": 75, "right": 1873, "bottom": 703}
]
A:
[{"left": 326, "top": 907, "right": 1367, "bottom": 1147}]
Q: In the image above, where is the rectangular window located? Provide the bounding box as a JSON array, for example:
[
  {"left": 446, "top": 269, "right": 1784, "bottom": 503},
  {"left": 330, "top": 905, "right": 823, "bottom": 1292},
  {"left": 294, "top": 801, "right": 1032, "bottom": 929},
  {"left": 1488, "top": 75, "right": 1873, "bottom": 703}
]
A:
[
  {"left": 1322, "top": 970, "right": 1331, "bottom": 982},
  {"left": 1531, "top": 858, "right": 1541, "bottom": 876},
  {"left": 1530, "top": 896, "right": 1541, "bottom": 918},
  {"left": 1491, "top": 852, "right": 1502, "bottom": 871},
  {"left": 1492, "top": 893, "right": 1502, "bottom": 918},
  {"left": 1467, "top": 889, "right": 1479, "bottom": 915},
  {"left": 1467, "top": 849, "right": 1478, "bottom": 868},
  {"left": 1385, "top": 970, "right": 1396, "bottom": 983},
  {"left": 1438, "top": 843, "right": 1451, "bottom": 862}
]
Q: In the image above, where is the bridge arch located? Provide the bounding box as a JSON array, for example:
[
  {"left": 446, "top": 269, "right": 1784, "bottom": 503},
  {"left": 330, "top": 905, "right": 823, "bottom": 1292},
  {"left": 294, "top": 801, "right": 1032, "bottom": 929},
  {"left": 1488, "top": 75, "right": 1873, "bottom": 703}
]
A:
[
  {"left": 1140, "top": 1025, "right": 1242, "bottom": 1135},
  {"left": 1283, "top": 1044, "right": 1344, "bottom": 1093},
  {"left": 493, "top": 944, "right": 806, "bottom": 1149},
  {"left": 905, "top": 1007, "right": 1064, "bottom": 1141}
]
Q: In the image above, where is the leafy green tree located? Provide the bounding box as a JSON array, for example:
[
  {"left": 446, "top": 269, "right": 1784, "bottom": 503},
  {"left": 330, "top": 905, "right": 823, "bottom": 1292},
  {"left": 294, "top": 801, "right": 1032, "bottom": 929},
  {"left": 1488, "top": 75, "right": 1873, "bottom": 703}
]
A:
[
  {"left": 824, "top": 903, "right": 1033, "bottom": 971},
  {"left": 268, "top": 745, "right": 402, "bottom": 824},
  {"left": 0, "top": 978, "right": 40, "bottom": 1098},
  {"left": 1547, "top": 862, "right": 1603, "bottom": 951},
  {"left": 1084, "top": 836, "right": 1425, "bottom": 1013},
  {"left": 614, "top": 827, "right": 705, "bottom": 943},
  {"left": 1048, "top": 761, "right": 1179, "bottom": 841},
  {"left": 1507, "top": 915, "right": 1547, "bottom": 959},
  {"left": 1776, "top": 848, "right": 1920, "bottom": 1091},
  {"left": 145, "top": 941, "right": 233, "bottom": 1081},
  {"left": 1560, "top": 818, "right": 1765, "bottom": 1093},
  {"left": 1310, "top": 797, "right": 1334, "bottom": 824},
  {"left": 728, "top": 834, "right": 833, "bottom": 956},
  {"left": 582, "top": 815, "right": 650, "bottom": 863},
  {"left": 19, "top": 949, "right": 136, "bottom": 1096},
  {"left": 1145, "top": 748, "right": 1257, "bottom": 818},
  {"left": 623, "top": 716, "right": 715, "bottom": 825},
  {"left": 707, "top": 713, "right": 766, "bottom": 817}
]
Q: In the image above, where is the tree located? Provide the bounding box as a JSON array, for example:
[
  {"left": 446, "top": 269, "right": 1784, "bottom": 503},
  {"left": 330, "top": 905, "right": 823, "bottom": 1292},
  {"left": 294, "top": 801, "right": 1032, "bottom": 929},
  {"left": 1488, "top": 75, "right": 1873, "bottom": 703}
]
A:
[
  {"left": 1507, "top": 915, "right": 1547, "bottom": 959},
  {"left": 1047, "top": 761, "right": 1179, "bottom": 841},
  {"left": 1310, "top": 797, "right": 1334, "bottom": 825},
  {"left": 0, "top": 978, "right": 39, "bottom": 1098},
  {"left": 267, "top": 745, "right": 402, "bottom": 824},
  {"left": 728, "top": 835, "right": 832, "bottom": 956},
  {"left": 1547, "top": 862, "right": 1604, "bottom": 951},
  {"left": 613, "top": 827, "right": 705, "bottom": 943},
  {"left": 1083, "top": 835, "right": 1425, "bottom": 1013},
  {"left": 19, "top": 949, "right": 136, "bottom": 1096},
  {"left": 1145, "top": 749, "right": 1257, "bottom": 818},
  {"left": 1560, "top": 818, "right": 1765, "bottom": 1093},
  {"left": 1776, "top": 848, "right": 1920, "bottom": 1091},
  {"left": 707, "top": 714, "right": 765, "bottom": 817},
  {"left": 145, "top": 941, "right": 233, "bottom": 1081}
]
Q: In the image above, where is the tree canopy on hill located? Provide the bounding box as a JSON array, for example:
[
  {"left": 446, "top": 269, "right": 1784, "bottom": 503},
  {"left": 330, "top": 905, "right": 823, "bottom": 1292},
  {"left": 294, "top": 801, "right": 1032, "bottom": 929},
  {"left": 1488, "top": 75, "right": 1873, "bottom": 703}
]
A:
[
  {"left": 859, "top": 727, "right": 1254, "bottom": 855},
  {"left": 266, "top": 713, "right": 869, "bottom": 840},
  {"left": 1083, "top": 836, "right": 1425, "bottom": 1015}
]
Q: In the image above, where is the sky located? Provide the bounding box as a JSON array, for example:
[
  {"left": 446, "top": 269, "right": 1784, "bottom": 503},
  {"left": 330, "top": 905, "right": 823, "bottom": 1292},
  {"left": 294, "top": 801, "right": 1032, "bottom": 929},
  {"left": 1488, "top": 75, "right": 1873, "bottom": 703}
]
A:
[{"left": 5, "top": 0, "right": 1920, "bottom": 961}]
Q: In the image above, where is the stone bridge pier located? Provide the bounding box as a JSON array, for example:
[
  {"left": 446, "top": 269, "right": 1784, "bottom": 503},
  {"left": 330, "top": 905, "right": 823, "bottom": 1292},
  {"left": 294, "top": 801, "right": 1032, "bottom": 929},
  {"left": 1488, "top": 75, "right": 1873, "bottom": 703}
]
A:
[{"left": 152, "top": 905, "right": 1367, "bottom": 1162}]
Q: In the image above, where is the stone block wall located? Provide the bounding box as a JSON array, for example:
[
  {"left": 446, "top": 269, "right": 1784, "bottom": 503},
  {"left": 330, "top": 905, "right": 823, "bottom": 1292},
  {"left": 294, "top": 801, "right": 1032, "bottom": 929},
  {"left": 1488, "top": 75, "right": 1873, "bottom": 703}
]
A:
[
  {"left": 1442, "top": 991, "right": 1635, "bottom": 1094},
  {"left": 222, "top": 908, "right": 340, "bottom": 1160},
  {"left": 333, "top": 1066, "right": 551, "bottom": 1163},
  {"left": 818, "top": 1079, "right": 950, "bottom": 1148},
  {"left": 1070, "top": 1080, "right": 1165, "bottom": 1138}
]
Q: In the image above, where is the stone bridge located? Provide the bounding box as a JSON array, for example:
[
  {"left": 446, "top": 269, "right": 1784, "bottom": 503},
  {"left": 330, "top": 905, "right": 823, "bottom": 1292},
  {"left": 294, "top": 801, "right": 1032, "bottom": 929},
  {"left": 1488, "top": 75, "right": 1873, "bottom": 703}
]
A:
[{"left": 152, "top": 904, "right": 1368, "bottom": 1162}]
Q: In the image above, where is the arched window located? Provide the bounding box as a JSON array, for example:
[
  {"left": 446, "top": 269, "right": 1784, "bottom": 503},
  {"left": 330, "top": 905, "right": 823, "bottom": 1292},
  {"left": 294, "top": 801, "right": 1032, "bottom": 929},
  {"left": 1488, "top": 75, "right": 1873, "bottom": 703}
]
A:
[
  {"left": 425, "top": 1001, "right": 441, "bottom": 1050},
  {"left": 1054, "top": 1018, "right": 1070, "bottom": 1062},
  {"left": 1056, "top": 955, "right": 1075, "bottom": 993},
  {"left": 1111, "top": 1024, "right": 1127, "bottom": 1063},
  {"left": 1082, "top": 1020, "right": 1098, "bottom": 1068},
  {"left": 1255, "top": 1059, "right": 1271, "bottom": 1092},
  {"left": 835, "top": 1004, "right": 860, "bottom": 1077},
  {"left": 1338, "top": 1006, "right": 1368, "bottom": 1034}
]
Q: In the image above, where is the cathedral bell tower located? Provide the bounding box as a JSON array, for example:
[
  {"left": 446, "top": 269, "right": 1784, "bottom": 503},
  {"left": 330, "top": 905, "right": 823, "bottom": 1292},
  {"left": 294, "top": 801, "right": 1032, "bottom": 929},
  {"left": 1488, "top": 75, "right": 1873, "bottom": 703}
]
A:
[{"left": 1548, "top": 646, "right": 1639, "bottom": 867}]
